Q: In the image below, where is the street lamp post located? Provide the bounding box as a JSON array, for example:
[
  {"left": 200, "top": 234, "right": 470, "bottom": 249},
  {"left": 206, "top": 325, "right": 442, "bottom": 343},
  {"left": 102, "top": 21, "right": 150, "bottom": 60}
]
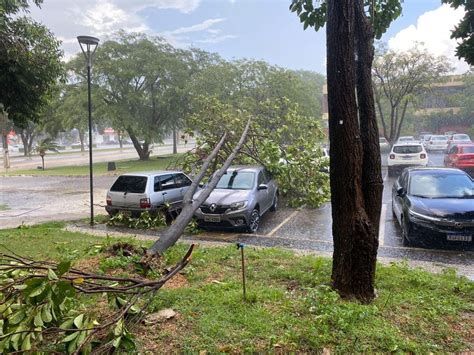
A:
[{"left": 77, "top": 35, "right": 99, "bottom": 226}]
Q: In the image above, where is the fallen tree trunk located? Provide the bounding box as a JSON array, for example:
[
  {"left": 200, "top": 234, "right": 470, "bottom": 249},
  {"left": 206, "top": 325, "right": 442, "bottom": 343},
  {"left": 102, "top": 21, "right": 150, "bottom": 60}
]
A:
[{"left": 146, "top": 118, "right": 251, "bottom": 256}]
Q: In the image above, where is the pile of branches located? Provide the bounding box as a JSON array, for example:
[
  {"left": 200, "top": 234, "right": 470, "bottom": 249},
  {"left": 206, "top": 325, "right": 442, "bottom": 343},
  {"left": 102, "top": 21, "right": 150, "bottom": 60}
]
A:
[{"left": 0, "top": 245, "right": 194, "bottom": 353}]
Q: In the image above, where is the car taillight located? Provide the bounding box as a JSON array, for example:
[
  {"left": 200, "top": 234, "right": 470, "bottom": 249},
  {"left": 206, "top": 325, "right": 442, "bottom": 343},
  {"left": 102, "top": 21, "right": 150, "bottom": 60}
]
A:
[
  {"left": 106, "top": 196, "right": 112, "bottom": 206},
  {"left": 420, "top": 154, "right": 426, "bottom": 159},
  {"left": 140, "top": 198, "right": 151, "bottom": 208},
  {"left": 389, "top": 154, "right": 395, "bottom": 159}
]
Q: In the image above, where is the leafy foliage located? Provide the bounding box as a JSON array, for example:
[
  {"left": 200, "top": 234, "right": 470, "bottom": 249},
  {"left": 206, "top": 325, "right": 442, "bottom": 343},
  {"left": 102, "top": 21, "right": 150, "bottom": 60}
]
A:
[
  {"left": 0, "top": 5, "right": 64, "bottom": 128},
  {"left": 373, "top": 44, "right": 453, "bottom": 143},
  {"left": 289, "top": 0, "right": 403, "bottom": 39},
  {"left": 107, "top": 211, "right": 167, "bottom": 229},
  {"left": 180, "top": 97, "right": 329, "bottom": 207},
  {"left": 442, "top": 0, "right": 474, "bottom": 65}
]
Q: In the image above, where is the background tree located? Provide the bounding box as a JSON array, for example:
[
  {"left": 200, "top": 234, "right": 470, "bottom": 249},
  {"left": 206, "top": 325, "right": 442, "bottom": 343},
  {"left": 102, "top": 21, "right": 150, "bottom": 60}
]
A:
[
  {"left": 92, "top": 32, "right": 191, "bottom": 160},
  {"left": 0, "top": 3, "right": 63, "bottom": 130},
  {"left": 442, "top": 0, "right": 474, "bottom": 65},
  {"left": 291, "top": 0, "right": 403, "bottom": 302},
  {"left": 35, "top": 137, "right": 59, "bottom": 170},
  {"left": 373, "top": 45, "right": 453, "bottom": 144}
]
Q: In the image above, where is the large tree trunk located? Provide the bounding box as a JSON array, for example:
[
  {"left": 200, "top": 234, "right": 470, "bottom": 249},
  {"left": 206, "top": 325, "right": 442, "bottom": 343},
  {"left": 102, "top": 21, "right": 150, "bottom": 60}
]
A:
[
  {"left": 127, "top": 127, "right": 151, "bottom": 160},
  {"left": 354, "top": 0, "right": 381, "bottom": 297},
  {"left": 172, "top": 128, "right": 178, "bottom": 155},
  {"left": 79, "top": 130, "right": 85, "bottom": 152},
  {"left": 327, "top": 0, "right": 376, "bottom": 302}
]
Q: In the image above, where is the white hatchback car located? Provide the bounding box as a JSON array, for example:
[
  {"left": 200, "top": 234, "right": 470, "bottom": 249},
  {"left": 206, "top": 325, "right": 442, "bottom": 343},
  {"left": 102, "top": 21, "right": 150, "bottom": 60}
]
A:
[
  {"left": 426, "top": 135, "right": 449, "bottom": 152},
  {"left": 388, "top": 143, "right": 428, "bottom": 177}
]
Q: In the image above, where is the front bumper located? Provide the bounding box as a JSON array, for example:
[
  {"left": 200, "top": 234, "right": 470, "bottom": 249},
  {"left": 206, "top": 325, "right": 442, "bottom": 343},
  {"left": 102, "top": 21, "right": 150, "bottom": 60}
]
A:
[
  {"left": 408, "top": 214, "right": 474, "bottom": 247},
  {"left": 194, "top": 207, "right": 252, "bottom": 229}
]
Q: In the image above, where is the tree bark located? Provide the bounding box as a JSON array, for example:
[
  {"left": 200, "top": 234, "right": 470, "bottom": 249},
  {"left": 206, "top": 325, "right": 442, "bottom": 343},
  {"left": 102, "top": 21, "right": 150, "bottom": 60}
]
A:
[
  {"left": 354, "top": 0, "right": 381, "bottom": 294},
  {"left": 173, "top": 128, "right": 178, "bottom": 154},
  {"left": 79, "top": 130, "right": 85, "bottom": 152},
  {"left": 327, "top": 0, "right": 376, "bottom": 302},
  {"left": 147, "top": 119, "right": 251, "bottom": 256},
  {"left": 127, "top": 128, "right": 151, "bottom": 160}
]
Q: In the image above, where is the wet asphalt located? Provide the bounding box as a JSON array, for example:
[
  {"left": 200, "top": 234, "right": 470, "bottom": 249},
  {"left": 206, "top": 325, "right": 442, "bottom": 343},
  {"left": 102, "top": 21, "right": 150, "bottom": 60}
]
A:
[{"left": 1, "top": 152, "right": 473, "bottom": 278}]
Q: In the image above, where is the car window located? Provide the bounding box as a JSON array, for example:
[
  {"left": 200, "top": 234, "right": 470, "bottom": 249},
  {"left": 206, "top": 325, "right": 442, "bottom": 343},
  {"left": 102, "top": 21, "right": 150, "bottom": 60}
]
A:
[
  {"left": 257, "top": 171, "right": 266, "bottom": 185},
  {"left": 263, "top": 169, "right": 273, "bottom": 182},
  {"left": 174, "top": 173, "right": 192, "bottom": 188},
  {"left": 409, "top": 173, "right": 473, "bottom": 198},
  {"left": 454, "top": 134, "right": 470, "bottom": 140},
  {"left": 155, "top": 174, "right": 176, "bottom": 191},
  {"left": 449, "top": 146, "right": 458, "bottom": 154},
  {"left": 216, "top": 171, "right": 255, "bottom": 190},
  {"left": 431, "top": 136, "right": 448, "bottom": 141},
  {"left": 111, "top": 176, "right": 147, "bottom": 193},
  {"left": 460, "top": 146, "right": 474, "bottom": 154},
  {"left": 393, "top": 145, "right": 422, "bottom": 154}
]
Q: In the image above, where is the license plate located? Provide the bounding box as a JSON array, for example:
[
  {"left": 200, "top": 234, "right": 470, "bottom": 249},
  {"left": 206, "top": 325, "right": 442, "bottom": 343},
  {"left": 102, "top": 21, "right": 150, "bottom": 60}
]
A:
[
  {"left": 447, "top": 235, "right": 472, "bottom": 242},
  {"left": 401, "top": 155, "right": 414, "bottom": 159},
  {"left": 204, "top": 216, "right": 221, "bottom": 223},
  {"left": 119, "top": 209, "right": 131, "bottom": 217}
]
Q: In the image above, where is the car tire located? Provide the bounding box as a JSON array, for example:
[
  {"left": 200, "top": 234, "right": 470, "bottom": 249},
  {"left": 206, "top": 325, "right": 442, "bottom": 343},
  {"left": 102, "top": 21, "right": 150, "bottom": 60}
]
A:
[
  {"left": 247, "top": 209, "right": 260, "bottom": 233},
  {"left": 401, "top": 217, "right": 414, "bottom": 247},
  {"left": 270, "top": 194, "right": 278, "bottom": 212}
]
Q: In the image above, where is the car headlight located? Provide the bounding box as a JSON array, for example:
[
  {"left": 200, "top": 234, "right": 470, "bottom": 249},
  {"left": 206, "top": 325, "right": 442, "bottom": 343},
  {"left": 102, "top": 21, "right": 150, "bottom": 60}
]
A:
[
  {"left": 408, "top": 209, "right": 442, "bottom": 222},
  {"left": 230, "top": 201, "right": 248, "bottom": 210}
]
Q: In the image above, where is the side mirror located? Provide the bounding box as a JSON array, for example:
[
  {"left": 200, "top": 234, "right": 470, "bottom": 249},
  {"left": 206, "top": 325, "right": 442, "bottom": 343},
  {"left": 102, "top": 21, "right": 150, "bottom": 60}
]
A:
[
  {"left": 396, "top": 187, "right": 405, "bottom": 197},
  {"left": 257, "top": 184, "right": 268, "bottom": 191}
]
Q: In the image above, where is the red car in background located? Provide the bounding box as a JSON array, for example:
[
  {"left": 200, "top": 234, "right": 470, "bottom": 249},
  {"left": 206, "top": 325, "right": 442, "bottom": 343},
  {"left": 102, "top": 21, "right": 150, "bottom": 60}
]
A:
[{"left": 444, "top": 143, "right": 474, "bottom": 177}]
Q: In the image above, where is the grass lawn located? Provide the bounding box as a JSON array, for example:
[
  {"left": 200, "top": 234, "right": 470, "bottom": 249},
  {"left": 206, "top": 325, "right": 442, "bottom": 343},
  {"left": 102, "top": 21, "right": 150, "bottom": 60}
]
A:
[
  {"left": 6, "top": 154, "right": 182, "bottom": 176},
  {"left": 0, "top": 223, "right": 472, "bottom": 353}
]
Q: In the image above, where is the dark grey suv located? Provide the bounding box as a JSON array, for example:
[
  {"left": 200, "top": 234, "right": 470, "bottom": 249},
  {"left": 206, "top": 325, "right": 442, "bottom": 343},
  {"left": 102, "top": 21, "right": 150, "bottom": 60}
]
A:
[{"left": 193, "top": 166, "right": 278, "bottom": 233}]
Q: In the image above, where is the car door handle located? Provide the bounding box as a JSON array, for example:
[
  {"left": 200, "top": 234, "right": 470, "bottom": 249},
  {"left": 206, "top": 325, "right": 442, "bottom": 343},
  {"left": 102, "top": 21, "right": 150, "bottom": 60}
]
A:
[{"left": 162, "top": 192, "right": 167, "bottom": 195}]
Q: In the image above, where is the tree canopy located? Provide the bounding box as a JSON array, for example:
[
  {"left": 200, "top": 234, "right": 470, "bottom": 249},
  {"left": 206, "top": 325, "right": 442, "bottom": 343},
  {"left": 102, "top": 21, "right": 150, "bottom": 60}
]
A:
[
  {"left": 0, "top": 1, "right": 63, "bottom": 128},
  {"left": 442, "top": 0, "right": 474, "bottom": 65}
]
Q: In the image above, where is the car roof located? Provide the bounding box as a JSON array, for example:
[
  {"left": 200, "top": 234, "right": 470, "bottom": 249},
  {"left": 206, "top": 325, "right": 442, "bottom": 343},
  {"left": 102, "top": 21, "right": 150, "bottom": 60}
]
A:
[
  {"left": 392, "top": 142, "right": 423, "bottom": 147},
  {"left": 119, "top": 170, "right": 183, "bottom": 177}
]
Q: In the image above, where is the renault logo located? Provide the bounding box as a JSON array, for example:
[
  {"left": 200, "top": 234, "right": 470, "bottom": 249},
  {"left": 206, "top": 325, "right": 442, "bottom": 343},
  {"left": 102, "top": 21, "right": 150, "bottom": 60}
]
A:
[
  {"left": 210, "top": 203, "right": 217, "bottom": 212},
  {"left": 454, "top": 222, "right": 463, "bottom": 229}
]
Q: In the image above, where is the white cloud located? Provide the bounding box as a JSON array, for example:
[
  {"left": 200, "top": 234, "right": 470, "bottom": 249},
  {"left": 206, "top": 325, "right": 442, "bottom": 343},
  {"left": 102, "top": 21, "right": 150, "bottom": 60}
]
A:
[
  {"left": 28, "top": 0, "right": 235, "bottom": 59},
  {"left": 196, "top": 34, "right": 238, "bottom": 44},
  {"left": 388, "top": 4, "right": 469, "bottom": 74}
]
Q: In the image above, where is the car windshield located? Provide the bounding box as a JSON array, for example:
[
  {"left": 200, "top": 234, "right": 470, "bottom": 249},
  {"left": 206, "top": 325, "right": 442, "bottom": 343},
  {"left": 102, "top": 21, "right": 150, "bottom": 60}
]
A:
[
  {"left": 432, "top": 136, "right": 447, "bottom": 141},
  {"left": 461, "top": 146, "right": 474, "bottom": 153},
  {"left": 398, "top": 137, "right": 414, "bottom": 141},
  {"left": 393, "top": 145, "right": 422, "bottom": 154},
  {"left": 216, "top": 171, "right": 255, "bottom": 190},
  {"left": 110, "top": 176, "right": 147, "bottom": 193},
  {"left": 409, "top": 173, "right": 474, "bottom": 198},
  {"left": 453, "top": 134, "right": 470, "bottom": 140}
]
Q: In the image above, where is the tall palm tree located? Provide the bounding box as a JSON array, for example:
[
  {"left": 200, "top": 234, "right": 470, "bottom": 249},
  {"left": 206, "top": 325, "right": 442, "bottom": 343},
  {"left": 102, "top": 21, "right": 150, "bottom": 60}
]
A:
[{"left": 35, "top": 137, "right": 59, "bottom": 170}]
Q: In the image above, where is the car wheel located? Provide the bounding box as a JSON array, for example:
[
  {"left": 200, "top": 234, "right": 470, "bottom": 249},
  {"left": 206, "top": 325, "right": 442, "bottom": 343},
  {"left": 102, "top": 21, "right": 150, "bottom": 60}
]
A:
[
  {"left": 247, "top": 209, "right": 260, "bottom": 233},
  {"left": 270, "top": 194, "right": 278, "bottom": 212},
  {"left": 401, "top": 217, "right": 414, "bottom": 247}
]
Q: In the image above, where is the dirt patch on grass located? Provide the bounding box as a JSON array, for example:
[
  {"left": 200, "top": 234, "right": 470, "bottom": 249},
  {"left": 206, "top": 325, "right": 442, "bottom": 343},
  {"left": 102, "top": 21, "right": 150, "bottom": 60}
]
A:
[
  {"left": 74, "top": 255, "right": 102, "bottom": 273},
  {"left": 163, "top": 273, "right": 189, "bottom": 289}
]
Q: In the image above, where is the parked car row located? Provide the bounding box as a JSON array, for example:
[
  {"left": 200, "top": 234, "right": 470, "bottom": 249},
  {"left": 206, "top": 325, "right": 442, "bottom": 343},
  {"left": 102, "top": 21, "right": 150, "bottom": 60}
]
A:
[{"left": 105, "top": 166, "right": 278, "bottom": 233}]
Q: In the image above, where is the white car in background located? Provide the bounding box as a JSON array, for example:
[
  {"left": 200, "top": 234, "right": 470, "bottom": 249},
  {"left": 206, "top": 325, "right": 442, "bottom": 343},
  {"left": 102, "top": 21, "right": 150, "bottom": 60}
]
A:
[
  {"left": 426, "top": 135, "right": 449, "bottom": 152},
  {"left": 396, "top": 136, "right": 416, "bottom": 144},
  {"left": 387, "top": 142, "right": 428, "bottom": 177},
  {"left": 446, "top": 134, "right": 472, "bottom": 152}
]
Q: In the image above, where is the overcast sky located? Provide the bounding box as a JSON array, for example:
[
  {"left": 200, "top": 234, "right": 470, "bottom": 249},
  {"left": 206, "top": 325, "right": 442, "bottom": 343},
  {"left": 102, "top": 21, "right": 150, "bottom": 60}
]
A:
[{"left": 29, "top": 0, "right": 469, "bottom": 74}]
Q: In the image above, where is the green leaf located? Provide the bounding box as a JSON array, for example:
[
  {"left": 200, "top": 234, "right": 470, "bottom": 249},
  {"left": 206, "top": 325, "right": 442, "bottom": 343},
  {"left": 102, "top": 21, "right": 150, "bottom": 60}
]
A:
[
  {"left": 56, "top": 260, "right": 71, "bottom": 276},
  {"left": 113, "top": 319, "right": 124, "bottom": 337},
  {"left": 42, "top": 305, "right": 52, "bottom": 323},
  {"left": 59, "top": 318, "right": 74, "bottom": 330},
  {"left": 112, "top": 336, "right": 122, "bottom": 349},
  {"left": 11, "top": 331, "right": 21, "bottom": 351},
  {"left": 47, "top": 268, "right": 58, "bottom": 280},
  {"left": 9, "top": 310, "right": 25, "bottom": 325},
  {"left": 28, "top": 283, "right": 46, "bottom": 298},
  {"left": 61, "top": 331, "right": 79, "bottom": 343},
  {"left": 34, "top": 312, "right": 44, "bottom": 327},
  {"left": 73, "top": 314, "right": 84, "bottom": 328},
  {"left": 21, "top": 334, "right": 31, "bottom": 351}
]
